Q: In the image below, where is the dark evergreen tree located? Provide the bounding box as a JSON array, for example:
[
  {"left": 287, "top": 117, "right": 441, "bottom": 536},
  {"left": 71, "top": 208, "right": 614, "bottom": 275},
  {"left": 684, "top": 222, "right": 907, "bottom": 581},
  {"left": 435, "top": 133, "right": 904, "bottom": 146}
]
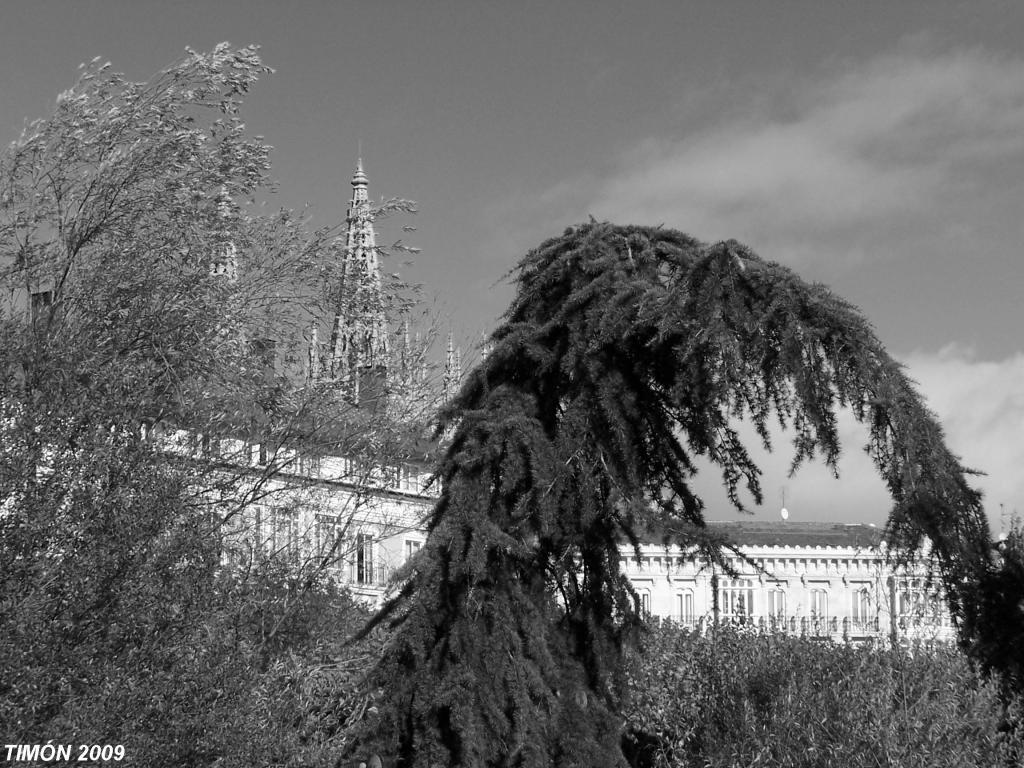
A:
[{"left": 362, "top": 222, "right": 1015, "bottom": 767}]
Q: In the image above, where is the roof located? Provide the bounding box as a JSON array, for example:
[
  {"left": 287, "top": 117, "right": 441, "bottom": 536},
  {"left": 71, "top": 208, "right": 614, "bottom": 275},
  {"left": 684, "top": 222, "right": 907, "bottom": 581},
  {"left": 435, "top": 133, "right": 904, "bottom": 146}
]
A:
[{"left": 703, "top": 520, "right": 884, "bottom": 549}]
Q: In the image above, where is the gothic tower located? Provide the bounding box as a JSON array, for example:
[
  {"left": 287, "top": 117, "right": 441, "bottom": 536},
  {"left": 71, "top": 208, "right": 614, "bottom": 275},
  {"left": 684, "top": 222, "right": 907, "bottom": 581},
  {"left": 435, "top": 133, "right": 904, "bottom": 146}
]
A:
[
  {"left": 442, "top": 332, "right": 462, "bottom": 404},
  {"left": 308, "top": 158, "right": 464, "bottom": 414},
  {"left": 323, "top": 158, "right": 390, "bottom": 405}
]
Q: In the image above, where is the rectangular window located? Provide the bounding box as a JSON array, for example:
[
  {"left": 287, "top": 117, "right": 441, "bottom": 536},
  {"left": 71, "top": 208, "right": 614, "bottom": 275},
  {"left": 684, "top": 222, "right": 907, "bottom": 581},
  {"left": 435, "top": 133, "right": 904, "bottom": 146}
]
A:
[
  {"left": 719, "top": 578, "right": 754, "bottom": 620},
  {"left": 315, "top": 514, "right": 345, "bottom": 568},
  {"left": 259, "top": 506, "right": 298, "bottom": 563},
  {"left": 767, "top": 587, "right": 787, "bottom": 617},
  {"left": 399, "top": 465, "right": 421, "bottom": 493},
  {"left": 808, "top": 583, "right": 829, "bottom": 617},
  {"left": 850, "top": 582, "right": 873, "bottom": 627},
  {"left": 639, "top": 589, "right": 651, "bottom": 615},
  {"left": 404, "top": 539, "right": 423, "bottom": 562},
  {"left": 356, "top": 532, "right": 374, "bottom": 584},
  {"left": 383, "top": 464, "right": 401, "bottom": 489},
  {"left": 677, "top": 590, "right": 694, "bottom": 625}
]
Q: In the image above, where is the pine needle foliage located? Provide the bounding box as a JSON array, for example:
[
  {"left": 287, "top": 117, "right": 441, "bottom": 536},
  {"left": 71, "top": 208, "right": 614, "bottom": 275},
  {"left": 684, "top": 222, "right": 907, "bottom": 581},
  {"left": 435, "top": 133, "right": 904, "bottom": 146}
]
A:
[{"left": 362, "top": 222, "right": 1003, "bottom": 767}]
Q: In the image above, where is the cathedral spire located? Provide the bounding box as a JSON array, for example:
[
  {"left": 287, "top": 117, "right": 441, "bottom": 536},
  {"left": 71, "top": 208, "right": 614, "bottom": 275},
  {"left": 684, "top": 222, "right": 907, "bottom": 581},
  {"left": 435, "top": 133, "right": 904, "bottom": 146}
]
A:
[
  {"left": 323, "top": 158, "right": 390, "bottom": 404},
  {"left": 443, "top": 332, "right": 462, "bottom": 403},
  {"left": 344, "top": 157, "right": 379, "bottom": 287},
  {"left": 351, "top": 157, "right": 368, "bottom": 201}
]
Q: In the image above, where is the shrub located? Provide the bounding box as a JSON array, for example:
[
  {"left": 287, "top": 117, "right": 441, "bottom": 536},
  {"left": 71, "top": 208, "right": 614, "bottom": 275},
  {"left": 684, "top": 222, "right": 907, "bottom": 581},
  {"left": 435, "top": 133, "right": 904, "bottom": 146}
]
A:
[{"left": 624, "top": 621, "right": 1022, "bottom": 767}]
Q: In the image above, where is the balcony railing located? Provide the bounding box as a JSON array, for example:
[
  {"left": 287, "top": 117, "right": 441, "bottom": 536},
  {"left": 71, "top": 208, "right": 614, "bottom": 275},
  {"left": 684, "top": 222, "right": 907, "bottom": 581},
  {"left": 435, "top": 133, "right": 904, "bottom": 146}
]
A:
[
  {"left": 674, "top": 614, "right": 884, "bottom": 638},
  {"left": 846, "top": 617, "right": 882, "bottom": 635},
  {"left": 344, "top": 561, "right": 391, "bottom": 587}
]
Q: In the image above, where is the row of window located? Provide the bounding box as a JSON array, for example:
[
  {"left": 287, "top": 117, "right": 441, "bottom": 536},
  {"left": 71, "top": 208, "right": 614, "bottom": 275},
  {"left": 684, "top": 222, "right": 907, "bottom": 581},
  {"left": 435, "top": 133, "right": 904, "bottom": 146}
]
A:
[
  {"left": 243, "top": 504, "right": 944, "bottom": 625},
  {"left": 192, "top": 434, "right": 428, "bottom": 495},
  {"left": 636, "top": 580, "right": 945, "bottom": 623},
  {"left": 246, "top": 507, "right": 423, "bottom": 586},
  {"left": 715, "top": 578, "right": 839, "bottom": 619},
  {"left": 283, "top": 453, "right": 427, "bottom": 494}
]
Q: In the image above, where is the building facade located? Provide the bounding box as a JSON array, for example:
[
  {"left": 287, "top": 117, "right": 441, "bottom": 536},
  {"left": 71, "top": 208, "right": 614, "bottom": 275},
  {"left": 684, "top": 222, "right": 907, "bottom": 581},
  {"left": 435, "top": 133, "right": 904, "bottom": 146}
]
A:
[
  {"left": 233, "top": 448, "right": 434, "bottom": 605},
  {"left": 247, "top": 455, "right": 954, "bottom": 646},
  {"left": 624, "top": 521, "right": 953, "bottom": 644}
]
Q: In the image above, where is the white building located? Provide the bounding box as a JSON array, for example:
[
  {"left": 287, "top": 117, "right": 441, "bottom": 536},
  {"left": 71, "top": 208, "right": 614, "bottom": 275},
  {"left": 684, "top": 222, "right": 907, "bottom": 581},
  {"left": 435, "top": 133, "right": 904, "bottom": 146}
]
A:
[
  {"left": 230, "top": 431, "right": 952, "bottom": 647},
  {"left": 623, "top": 520, "right": 953, "bottom": 644},
  {"left": 215, "top": 438, "right": 435, "bottom": 605}
]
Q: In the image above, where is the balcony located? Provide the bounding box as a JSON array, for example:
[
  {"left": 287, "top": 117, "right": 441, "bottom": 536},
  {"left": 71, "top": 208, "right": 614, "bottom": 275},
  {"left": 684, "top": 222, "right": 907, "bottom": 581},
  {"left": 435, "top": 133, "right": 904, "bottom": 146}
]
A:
[
  {"left": 344, "top": 561, "right": 391, "bottom": 587},
  {"left": 704, "top": 615, "right": 883, "bottom": 640}
]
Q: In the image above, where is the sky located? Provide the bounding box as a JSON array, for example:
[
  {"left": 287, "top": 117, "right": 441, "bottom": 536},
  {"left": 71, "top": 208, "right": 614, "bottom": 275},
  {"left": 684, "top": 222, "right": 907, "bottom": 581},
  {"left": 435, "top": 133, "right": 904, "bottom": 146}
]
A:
[{"left": 1, "top": 1, "right": 1022, "bottom": 530}]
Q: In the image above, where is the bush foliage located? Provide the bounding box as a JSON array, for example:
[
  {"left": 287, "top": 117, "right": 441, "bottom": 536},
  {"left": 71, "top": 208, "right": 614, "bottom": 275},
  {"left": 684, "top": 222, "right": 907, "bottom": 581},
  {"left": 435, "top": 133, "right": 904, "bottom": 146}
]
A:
[
  {"left": 1, "top": 561, "right": 384, "bottom": 767},
  {"left": 624, "top": 622, "right": 1023, "bottom": 768}
]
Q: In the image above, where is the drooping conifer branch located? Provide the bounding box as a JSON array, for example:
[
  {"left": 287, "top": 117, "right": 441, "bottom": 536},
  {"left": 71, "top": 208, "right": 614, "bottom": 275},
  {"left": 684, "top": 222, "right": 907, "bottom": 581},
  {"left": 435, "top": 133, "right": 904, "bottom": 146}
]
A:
[{"left": 362, "top": 223, "right": 1000, "bottom": 767}]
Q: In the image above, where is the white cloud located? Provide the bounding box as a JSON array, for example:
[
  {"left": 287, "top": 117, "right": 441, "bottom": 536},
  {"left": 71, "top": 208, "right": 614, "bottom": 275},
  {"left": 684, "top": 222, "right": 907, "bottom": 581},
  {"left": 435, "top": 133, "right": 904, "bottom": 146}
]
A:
[
  {"left": 906, "top": 346, "right": 1024, "bottom": 529},
  {"left": 700, "top": 348, "right": 1024, "bottom": 533},
  {"left": 484, "top": 41, "right": 1024, "bottom": 533},
  {"left": 581, "top": 45, "right": 1024, "bottom": 263}
]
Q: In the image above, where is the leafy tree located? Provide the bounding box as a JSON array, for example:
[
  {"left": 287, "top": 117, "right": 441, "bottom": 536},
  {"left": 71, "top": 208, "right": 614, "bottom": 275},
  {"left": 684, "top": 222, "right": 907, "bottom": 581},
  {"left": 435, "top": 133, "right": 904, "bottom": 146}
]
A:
[
  {"left": 0, "top": 44, "right": 431, "bottom": 762},
  {"left": 362, "top": 222, "right": 1017, "bottom": 767}
]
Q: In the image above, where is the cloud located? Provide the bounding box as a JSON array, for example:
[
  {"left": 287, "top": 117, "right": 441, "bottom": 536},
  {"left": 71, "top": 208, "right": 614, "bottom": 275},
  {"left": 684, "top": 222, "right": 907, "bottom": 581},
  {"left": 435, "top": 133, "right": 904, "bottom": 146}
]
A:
[
  {"left": 482, "top": 42, "right": 1024, "bottom": 533},
  {"left": 701, "top": 347, "right": 1024, "bottom": 532},
  {"left": 905, "top": 346, "right": 1024, "bottom": 529},
  {"left": 581, "top": 45, "right": 1024, "bottom": 263}
]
